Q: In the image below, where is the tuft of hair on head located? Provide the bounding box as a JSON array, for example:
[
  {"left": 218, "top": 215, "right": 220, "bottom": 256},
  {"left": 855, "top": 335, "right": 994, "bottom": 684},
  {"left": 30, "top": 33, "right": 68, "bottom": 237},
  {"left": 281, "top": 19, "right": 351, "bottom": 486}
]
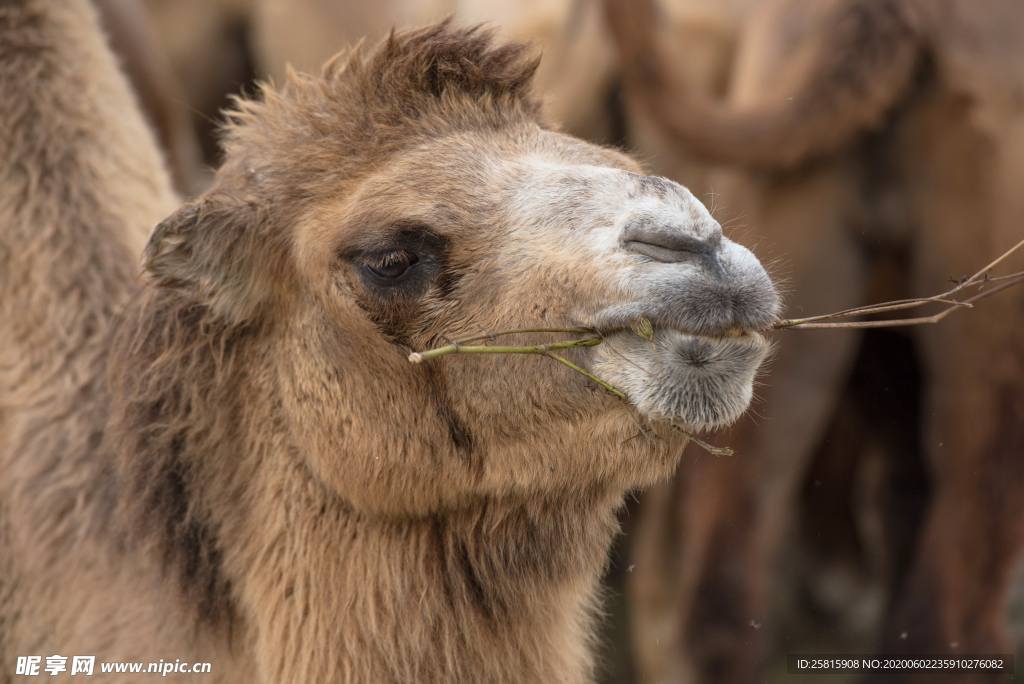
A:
[
  {"left": 357, "top": 19, "right": 541, "bottom": 103},
  {"left": 219, "top": 19, "right": 544, "bottom": 162},
  {"left": 143, "top": 20, "right": 544, "bottom": 329}
]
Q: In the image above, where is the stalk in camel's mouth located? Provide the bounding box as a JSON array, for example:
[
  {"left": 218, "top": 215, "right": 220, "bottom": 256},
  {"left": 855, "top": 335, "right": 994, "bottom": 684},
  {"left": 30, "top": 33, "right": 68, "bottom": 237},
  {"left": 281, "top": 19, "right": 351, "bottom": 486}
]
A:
[
  {"left": 587, "top": 324, "right": 772, "bottom": 432},
  {"left": 591, "top": 319, "right": 758, "bottom": 344},
  {"left": 407, "top": 323, "right": 769, "bottom": 454}
]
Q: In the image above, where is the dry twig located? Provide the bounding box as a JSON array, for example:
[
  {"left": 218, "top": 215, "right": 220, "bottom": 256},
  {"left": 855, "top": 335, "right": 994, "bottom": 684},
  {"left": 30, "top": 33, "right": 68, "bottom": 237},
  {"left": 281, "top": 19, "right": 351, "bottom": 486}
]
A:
[
  {"left": 408, "top": 240, "right": 1024, "bottom": 458},
  {"left": 772, "top": 238, "right": 1024, "bottom": 330}
]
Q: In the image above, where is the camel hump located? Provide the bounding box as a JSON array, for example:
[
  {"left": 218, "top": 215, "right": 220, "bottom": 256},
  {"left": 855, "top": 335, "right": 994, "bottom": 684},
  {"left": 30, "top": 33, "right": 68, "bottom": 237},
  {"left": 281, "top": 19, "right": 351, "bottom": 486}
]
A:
[
  {"left": 0, "top": 0, "right": 178, "bottom": 404},
  {"left": 606, "top": 0, "right": 924, "bottom": 170}
]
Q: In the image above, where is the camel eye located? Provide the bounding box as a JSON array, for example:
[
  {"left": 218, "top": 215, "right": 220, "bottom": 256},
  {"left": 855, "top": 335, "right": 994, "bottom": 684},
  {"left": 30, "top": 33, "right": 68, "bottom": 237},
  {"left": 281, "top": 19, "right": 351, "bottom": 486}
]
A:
[{"left": 366, "top": 250, "right": 418, "bottom": 280}]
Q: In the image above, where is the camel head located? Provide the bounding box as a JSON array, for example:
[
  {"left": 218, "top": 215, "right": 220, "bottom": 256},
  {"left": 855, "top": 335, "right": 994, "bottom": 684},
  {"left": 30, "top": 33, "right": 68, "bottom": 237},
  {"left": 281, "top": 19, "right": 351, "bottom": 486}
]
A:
[{"left": 139, "top": 23, "right": 779, "bottom": 516}]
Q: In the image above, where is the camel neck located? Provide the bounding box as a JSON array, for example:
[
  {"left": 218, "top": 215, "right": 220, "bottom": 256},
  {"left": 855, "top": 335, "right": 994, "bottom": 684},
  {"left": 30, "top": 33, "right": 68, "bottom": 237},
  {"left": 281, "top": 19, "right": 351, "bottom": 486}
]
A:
[
  {"left": 216, "top": 462, "right": 624, "bottom": 683},
  {"left": 0, "top": 0, "right": 177, "bottom": 409}
]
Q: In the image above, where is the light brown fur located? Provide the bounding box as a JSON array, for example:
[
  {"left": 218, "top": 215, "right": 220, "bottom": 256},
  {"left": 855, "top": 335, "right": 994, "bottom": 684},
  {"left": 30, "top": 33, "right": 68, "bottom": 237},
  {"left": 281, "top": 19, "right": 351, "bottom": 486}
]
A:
[
  {"left": 0, "top": 0, "right": 182, "bottom": 673},
  {"left": 1, "top": 3, "right": 779, "bottom": 682}
]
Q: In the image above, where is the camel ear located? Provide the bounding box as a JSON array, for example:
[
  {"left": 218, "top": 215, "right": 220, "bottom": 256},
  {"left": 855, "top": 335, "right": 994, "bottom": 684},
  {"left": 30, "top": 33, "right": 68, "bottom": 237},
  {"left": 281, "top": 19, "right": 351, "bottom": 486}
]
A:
[{"left": 143, "top": 197, "right": 271, "bottom": 322}]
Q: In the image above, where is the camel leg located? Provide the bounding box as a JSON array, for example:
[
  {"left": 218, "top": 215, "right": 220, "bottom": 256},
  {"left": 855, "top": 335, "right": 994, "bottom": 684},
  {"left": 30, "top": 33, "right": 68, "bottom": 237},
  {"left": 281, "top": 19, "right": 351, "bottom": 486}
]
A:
[
  {"left": 799, "top": 324, "right": 929, "bottom": 635},
  {"left": 872, "top": 192, "right": 1024, "bottom": 684},
  {"left": 869, "top": 274, "right": 1024, "bottom": 684},
  {"left": 628, "top": 164, "right": 867, "bottom": 683}
]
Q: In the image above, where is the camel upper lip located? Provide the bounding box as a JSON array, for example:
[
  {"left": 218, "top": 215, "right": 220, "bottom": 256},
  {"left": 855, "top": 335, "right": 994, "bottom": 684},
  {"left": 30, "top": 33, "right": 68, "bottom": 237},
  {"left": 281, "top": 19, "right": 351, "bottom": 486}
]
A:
[
  {"left": 575, "top": 287, "right": 780, "bottom": 340},
  {"left": 579, "top": 314, "right": 765, "bottom": 342}
]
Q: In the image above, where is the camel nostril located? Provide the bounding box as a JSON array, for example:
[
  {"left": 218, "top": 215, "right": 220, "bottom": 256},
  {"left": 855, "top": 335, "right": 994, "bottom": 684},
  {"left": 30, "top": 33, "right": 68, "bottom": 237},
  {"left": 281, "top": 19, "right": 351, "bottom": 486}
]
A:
[{"left": 621, "top": 218, "right": 723, "bottom": 264}]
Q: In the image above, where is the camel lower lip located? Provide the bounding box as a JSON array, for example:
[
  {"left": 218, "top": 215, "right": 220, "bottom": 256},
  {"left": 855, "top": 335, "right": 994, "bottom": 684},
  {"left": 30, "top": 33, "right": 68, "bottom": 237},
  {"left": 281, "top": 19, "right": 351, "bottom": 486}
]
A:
[{"left": 589, "top": 327, "right": 772, "bottom": 431}]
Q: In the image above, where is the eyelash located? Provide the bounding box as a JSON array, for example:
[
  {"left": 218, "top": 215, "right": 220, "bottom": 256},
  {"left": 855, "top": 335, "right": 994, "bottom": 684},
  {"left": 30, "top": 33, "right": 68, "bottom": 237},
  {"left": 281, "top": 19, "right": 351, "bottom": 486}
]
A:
[{"left": 366, "top": 250, "right": 418, "bottom": 280}]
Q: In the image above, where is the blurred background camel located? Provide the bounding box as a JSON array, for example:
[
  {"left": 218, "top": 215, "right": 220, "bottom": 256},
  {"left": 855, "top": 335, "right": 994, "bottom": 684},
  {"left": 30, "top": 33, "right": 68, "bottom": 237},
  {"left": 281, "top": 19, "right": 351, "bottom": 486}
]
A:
[
  {"left": 608, "top": 1, "right": 1024, "bottom": 683},
  {"left": 101, "top": 0, "right": 755, "bottom": 195},
  {"left": 90, "top": 0, "right": 1024, "bottom": 681}
]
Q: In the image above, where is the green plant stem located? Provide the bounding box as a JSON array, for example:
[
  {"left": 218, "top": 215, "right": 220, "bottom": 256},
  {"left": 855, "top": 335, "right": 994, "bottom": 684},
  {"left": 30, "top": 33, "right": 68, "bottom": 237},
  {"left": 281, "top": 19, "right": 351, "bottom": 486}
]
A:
[
  {"left": 447, "top": 328, "right": 597, "bottom": 346},
  {"left": 407, "top": 241, "right": 1024, "bottom": 455},
  {"left": 409, "top": 338, "right": 627, "bottom": 399},
  {"left": 409, "top": 336, "right": 601, "bottom": 362},
  {"left": 409, "top": 333, "right": 736, "bottom": 456},
  {"left": 668, "top": 424, "right": 733, "bottom": 457},
  {"left": 544, "top": 353, "right": 627, "bottom": 399}
]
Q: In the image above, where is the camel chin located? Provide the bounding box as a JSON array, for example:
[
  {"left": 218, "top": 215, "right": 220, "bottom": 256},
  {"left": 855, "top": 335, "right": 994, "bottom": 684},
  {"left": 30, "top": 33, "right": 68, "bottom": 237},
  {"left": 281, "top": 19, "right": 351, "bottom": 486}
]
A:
[{"left": 592, "top": 328, "right": 771, "bottom": 433}]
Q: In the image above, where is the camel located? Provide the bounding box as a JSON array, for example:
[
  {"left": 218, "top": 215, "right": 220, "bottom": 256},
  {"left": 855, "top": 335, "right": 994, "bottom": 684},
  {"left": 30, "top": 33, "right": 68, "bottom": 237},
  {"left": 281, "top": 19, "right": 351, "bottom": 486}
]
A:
[
  {"left": 134, "top": 0, "right": 623, "bottom": 180},
  {"left": 135, "top": 0, "right": 756, "bottom": 187},
  {"left": 93, "top": 0, "right": 207, "bottom": 195},
  {"left": 0, "top": 1, "right": 780, "bottom": 682},
  {"left": 606, "top": 0, "right": 1024, "bottom": 681}
]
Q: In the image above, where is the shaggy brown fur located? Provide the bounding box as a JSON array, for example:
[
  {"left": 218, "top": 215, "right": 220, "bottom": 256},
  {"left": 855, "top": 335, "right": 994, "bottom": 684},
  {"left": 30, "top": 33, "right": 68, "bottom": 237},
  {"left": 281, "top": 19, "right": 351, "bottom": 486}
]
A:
[
  {"left": 608, "top": 0, "right": 1024, "bottom": 681},
  {"left": 1, "top": 2, "right": 778, "bottom": 682},
  {"left": 244, "top": 0, "right": 624, "bottom": 144},
  {"left": 0, "top": 0, "right": 180, "bottom": 673}
]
